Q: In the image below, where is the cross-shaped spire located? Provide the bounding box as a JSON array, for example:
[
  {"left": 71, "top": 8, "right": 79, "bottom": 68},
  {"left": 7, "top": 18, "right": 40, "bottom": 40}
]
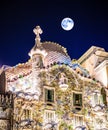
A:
[{"left": 33, "top": 26, "right": 43, "bottom": 45}]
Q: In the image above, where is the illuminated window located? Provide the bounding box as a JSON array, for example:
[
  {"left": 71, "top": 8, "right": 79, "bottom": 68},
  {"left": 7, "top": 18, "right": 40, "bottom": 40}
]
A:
[
  {"left": 73, "top": 93, "right": 82, "bottom": 107},
  {"left": 45, "top": 89, "right": 54, "bottom": 103},
  {"left": 73, "top": 115, "right": 83, "bottom": 128},
  {"left": 22, "top": 109, "right": 31, "bottom": 120},
  {"left": 44, "top": 110, "right": 55, "bottom": 123}
]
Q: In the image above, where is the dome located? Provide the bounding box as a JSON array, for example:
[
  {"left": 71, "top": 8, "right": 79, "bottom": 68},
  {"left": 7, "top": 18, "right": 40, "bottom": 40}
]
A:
[
  {"left": 41, "top": 41, "right": 72, "bottom": 67},
  {"left": 29, "top": 41, "right": 72, "bottom": 67},
  {"left": 29, "top": 26, "right": 72, "bottom": 67}
]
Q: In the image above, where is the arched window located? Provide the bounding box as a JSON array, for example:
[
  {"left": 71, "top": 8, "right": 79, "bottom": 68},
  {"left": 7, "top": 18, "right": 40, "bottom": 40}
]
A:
[{"left": 101, "top": 88, "right": 107, "bottom": 106}]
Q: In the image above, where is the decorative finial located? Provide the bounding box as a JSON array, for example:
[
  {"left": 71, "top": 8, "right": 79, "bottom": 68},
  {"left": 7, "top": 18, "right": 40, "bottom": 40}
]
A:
[{"left": 33, "top": 26, "right": 43, "bottom": 45}]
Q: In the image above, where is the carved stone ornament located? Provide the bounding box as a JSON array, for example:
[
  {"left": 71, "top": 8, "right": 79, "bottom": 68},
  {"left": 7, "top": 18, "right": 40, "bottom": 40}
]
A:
[
  {"left": 0, "top": 120, "right": 9, "bottom": 130},
  {"left": 0, "top": 107, "right": 6, "bottom": 118}
]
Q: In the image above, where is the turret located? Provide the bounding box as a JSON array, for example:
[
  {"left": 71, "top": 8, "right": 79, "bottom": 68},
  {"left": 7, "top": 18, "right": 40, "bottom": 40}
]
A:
[{"left": 29, "top": 26, "right": 47, "bottom": 100}]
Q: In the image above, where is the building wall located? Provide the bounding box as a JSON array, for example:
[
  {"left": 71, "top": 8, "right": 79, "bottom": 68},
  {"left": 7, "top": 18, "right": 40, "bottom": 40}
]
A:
[
  {"left": 0, "top": 45, "right": 108, "bottom": 130},
  {"left": 78, "top": 46, "right": 108, "bottom": 88},
  {"left": 0, "top": 93, "right": 13, "bottom": 130},
  {"left": 7, "top": 64, "right": 108, "bottom": 130}
]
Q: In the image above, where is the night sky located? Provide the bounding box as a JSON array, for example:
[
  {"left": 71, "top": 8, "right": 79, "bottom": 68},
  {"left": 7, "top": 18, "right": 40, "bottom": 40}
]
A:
[{"left": 0, "top": 0, "right": 108, "bottom": 67}]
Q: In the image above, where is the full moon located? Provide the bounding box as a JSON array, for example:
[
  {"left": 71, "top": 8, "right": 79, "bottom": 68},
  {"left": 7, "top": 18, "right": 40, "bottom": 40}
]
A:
[{"left": 61, "top": 17, "right": 74, "bottom": 31}]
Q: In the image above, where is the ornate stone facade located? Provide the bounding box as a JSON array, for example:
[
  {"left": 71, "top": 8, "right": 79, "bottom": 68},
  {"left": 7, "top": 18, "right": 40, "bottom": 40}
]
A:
[{"left": 0, "top": 26, "right": 108, "bottom": 130}]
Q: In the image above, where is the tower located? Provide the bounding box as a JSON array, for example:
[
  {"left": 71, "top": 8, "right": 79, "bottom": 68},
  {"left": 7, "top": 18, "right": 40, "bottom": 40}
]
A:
[{"left": 29, "top": 26, "right": 47, "bottom": 100}]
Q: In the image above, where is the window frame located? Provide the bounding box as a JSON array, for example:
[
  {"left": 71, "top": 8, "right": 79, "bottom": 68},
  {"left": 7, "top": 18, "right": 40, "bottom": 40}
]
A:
[
  {"left": 44, "top": 86, "right": 55, "bottom": 104},
  {"left": 72, "top": 91, "right": 83, "bottom": 110}
]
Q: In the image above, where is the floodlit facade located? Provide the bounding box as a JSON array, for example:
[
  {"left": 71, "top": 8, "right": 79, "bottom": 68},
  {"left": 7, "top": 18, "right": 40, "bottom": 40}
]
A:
[{"left": 0, "top": 26, "right": 108, "bottom": 130}]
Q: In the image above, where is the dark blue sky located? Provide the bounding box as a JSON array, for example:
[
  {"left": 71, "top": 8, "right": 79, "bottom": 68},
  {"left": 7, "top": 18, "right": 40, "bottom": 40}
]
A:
[{"left": 0, "top": 0, "right": 108, "bottom": 66}]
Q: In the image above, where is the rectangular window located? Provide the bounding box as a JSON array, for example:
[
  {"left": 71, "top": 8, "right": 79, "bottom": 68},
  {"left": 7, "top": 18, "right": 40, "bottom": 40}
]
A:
[
  {"left": 73, "top": 116, "right": 83, "bottom": 128},
  {"left": 73, "top": 93, "right": 82, "bottom": 106},
  {"left": 45, "top": 89, "right": 54, "bottom": 103},
  {"left": 44, "top": 110, "right": 55, "bottom": 124},
  {"left": 22, "top": 109, "right": 31, "bottom": 120}
]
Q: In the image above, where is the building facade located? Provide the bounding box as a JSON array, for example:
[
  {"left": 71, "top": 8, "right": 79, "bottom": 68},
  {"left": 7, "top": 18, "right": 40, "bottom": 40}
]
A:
[{"left": 0, "top": 26, "right": 108, "bottom": 130}]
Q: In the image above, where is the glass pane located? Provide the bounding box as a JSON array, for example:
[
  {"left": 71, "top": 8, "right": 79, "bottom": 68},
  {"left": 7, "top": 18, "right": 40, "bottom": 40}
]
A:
[
  {"left": 45, "top": 89, "right": 54, "bottom": 102},
  {"left": 73, "top": 93, "right": 82, "bottom": 106}
]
